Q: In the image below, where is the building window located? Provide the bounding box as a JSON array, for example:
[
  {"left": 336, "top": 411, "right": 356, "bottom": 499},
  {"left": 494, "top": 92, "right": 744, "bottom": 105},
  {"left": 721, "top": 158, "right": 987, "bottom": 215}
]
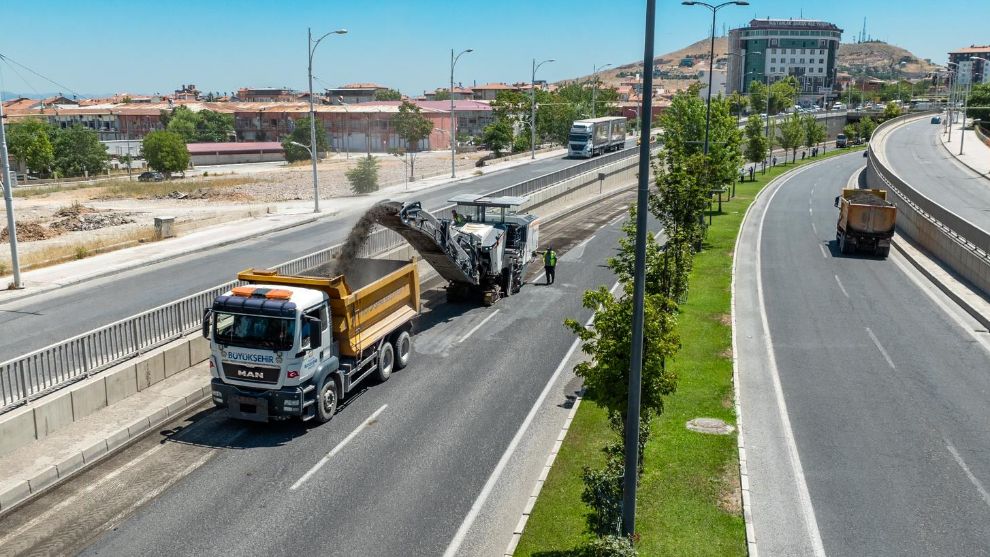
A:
[
  {"left": 790, "top": 48, "right": 795, "bottom": 54},
  {"left": 820, "top": 58, "right": 825, "bottom": 64},
  {"left": 819, "top": 49, "right": 825, "bottom": 55},
  {"left": 771, "top": 58, "right": 776, "bottom": 63},
  {"left": 800, "top": 48, "right": 806, "bottom": 54},
  {"left": 770, "top": 67, "right": 776, "bottom": 73},
  {"left": 799, "top": 58, "right": 805, "bottom": 63},
  {"left": 791, "top": 58, "right": 796, "bottom": 63}
]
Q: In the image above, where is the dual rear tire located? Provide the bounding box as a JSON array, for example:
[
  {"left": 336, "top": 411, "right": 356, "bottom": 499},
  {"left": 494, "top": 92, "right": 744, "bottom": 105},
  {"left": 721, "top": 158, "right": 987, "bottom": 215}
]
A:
[{"left": 376, "top": 329, "right": 412, "bottom": 382}]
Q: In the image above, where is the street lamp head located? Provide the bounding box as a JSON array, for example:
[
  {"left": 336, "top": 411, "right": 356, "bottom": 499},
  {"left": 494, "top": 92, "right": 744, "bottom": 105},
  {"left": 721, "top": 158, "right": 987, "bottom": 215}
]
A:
[
  {"left": 733, "top": 1, "right": 750, "bottom": 4},
  {"left": 682, "top": 1, "right": 697, "bottom": 4},
  {"left": 465, "top": 49, "right": 474, "bottom": 53},
  {"left": 547, "top": 59, "right": 556, "bottom": 63},
  {"left": 334, "top": 29, "right": 348, "bottom": 34}
]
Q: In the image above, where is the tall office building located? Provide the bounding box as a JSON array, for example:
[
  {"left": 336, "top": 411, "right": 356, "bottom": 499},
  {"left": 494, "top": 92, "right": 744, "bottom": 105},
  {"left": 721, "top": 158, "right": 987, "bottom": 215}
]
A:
[
  {"left": 948, "top": 46, "right": 990, "bottom": 85},
  {"left": 728, "top": 18, "right": 843, "bottom": 104}
]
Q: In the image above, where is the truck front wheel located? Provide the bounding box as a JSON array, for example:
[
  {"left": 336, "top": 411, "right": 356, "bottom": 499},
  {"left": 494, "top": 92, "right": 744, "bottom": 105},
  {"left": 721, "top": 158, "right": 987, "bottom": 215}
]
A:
[
  {"left": 376, "top": 342, "right": 395, "bottom": 382},
  {"left": 316, "top": 379, "right": 338, "bottom": 423}
]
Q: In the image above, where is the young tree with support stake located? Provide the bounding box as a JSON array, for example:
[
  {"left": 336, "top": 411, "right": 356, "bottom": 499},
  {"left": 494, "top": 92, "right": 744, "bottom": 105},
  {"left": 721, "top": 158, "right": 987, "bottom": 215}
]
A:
[{"left": 393, "top": 100, "right": 433, "bottom": 179}]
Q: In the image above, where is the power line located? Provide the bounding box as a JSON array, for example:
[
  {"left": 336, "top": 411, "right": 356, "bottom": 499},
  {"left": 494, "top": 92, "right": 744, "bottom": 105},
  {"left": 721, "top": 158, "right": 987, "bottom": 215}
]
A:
[{"left": 0, "top": 53, "right": 83, "bottom": 99}]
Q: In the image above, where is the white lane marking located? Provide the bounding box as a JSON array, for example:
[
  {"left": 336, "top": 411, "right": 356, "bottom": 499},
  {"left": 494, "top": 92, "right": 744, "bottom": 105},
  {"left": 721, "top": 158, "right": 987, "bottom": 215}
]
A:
[
  {"left": 532, "top": 271, "right": 546, "bottom": 284},
  {"left": 834, "top": 274, "right": 850, "bottom": 299},
  {"left": 819, "top": 244, "right": 828, "bottom": 259},
  {"left": 457, "top": 310, "right": 501, "bottom": 343},
  {"left": 808, "top": 207, "right": 813, "bottom": 216},
  {"left": 946, "top": 440, "right": 990, "bottom": 510},
  {"left": 289, "top": 404, "right": 388, "bottom": 491},
  {"left": 755, "top": 167, "right": 828, "bottom": 557},
  {"left": 609, "top": 214, "right": 626, "bottom": 226},
  {"left": 811, "top": 222, "right": 818, "bottom": 236},
  {"left": 864, "top": 327, "right": 895, "bottom": 370}
]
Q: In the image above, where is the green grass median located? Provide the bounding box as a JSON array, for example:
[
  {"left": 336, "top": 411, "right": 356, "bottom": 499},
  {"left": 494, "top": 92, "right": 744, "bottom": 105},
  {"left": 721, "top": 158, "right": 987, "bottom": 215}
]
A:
[{"left": 515, "top": 145, "right": 865, "bottom": 556}]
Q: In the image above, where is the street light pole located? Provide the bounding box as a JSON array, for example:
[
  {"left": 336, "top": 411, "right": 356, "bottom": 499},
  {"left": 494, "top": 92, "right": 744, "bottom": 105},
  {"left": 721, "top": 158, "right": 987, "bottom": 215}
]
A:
[
  {"left": 591, "top": 63, "right": 612, "bottom": 118},
  {"left": 450, "top": 48, "right": 473, "bottom": 179},
  {"left": 0, "top": 99, "right": 22, "bottom": 288},
  {"left": 623, "top": 0, "right": 656, "bottom": 538},
  {"left": 337, "top": 96, "right": 350, "bottom": 160},
  {"left": 308, "top": 27, "right": 347, "bottom": 213},
  {"left": 947, "top": 62, "right": 959, "bottom": 142},
  {"left": 531, "top": 58, "right": 555, "bottom": 159}
]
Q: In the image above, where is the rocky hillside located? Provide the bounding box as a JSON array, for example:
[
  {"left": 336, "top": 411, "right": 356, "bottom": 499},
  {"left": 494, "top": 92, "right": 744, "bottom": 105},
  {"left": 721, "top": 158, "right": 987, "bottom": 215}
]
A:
[{"left": 562, "top": 37, "right": 938, "bottom": 90}]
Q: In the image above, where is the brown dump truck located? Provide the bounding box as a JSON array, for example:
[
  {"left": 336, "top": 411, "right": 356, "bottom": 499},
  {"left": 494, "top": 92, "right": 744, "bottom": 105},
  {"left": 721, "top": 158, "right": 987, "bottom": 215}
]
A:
[
  {"left": 203, "top": 258, "right": 419, "bottom": 423},
  {"left": 834, "top": 188, "right": 897, "bottom": 258}
]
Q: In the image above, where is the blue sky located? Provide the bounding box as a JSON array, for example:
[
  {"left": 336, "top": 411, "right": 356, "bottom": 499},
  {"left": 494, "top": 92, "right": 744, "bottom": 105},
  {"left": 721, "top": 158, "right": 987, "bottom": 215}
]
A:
[{"left": 1, "top": 0, "right": 987, "bottom": 99}]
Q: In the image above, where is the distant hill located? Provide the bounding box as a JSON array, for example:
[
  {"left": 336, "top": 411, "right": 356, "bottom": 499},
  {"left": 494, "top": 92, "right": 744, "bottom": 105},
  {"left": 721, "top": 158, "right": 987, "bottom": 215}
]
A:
[
  {"left": 560, "top": 37, "right": 939, "bottom": 92},
  {"left": 837, "top": 41, "right": 939, "bottom": 78}
]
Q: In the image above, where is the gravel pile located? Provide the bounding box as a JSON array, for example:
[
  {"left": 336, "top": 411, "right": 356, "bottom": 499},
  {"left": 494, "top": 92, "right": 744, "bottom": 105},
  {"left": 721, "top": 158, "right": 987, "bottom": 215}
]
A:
[{"left": 1, "top": 222, "right": 60, "bottom": 242}]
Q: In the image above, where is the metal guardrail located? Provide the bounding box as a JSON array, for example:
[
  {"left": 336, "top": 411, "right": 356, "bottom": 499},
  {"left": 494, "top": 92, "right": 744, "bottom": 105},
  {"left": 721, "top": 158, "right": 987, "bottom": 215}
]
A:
[
  {"left": 869, "top": 111, "right": 990, "bottom": 261},
  {"left": 0, "top": 147, "right": 641, "bottom": 411}
]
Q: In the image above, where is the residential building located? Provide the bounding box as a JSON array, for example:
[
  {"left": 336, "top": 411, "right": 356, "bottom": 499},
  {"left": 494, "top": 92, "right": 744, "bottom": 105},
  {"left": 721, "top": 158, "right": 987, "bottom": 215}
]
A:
[
  {"left": 728, "top": 18, "right": 843, "bottom": 103},
  {"left": 236, "top": 87, "right": 298, "bottom": 102},
  {"left": 697, "top": 68, "right": 727, "bottom": 100},
  {"left": 948, "top": 45, "right": 990, "bottom": 85},
  {"left": 327, "top": 83, "right": 391, "bottom": 104},
  {"left": 470, "top": 83, "right": 519, "bottom": 101},
  {"left": 174, "top": 84, "right": 200, "bottom": 101},
  {"left": 424, "top": 86, "right": 474, "bottom": 101}
]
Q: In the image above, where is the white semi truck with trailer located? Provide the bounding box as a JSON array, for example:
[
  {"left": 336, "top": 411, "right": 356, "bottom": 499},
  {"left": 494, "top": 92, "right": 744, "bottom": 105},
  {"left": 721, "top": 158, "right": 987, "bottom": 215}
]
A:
[{"left": 567, "top": 116, "right": 627, "bottom": 158}]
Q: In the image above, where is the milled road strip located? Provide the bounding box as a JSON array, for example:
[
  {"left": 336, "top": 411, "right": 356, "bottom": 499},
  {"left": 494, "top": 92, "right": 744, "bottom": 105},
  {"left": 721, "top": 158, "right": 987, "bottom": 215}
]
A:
[
  {"left": 457, "top": 310, "right": 501, "bottom": 344},
  {"left": 753, "top": 162, "right": 828, "bottom": 557},
  {"left": 289, "top": 404, "right": 388, "bottom": 491}
]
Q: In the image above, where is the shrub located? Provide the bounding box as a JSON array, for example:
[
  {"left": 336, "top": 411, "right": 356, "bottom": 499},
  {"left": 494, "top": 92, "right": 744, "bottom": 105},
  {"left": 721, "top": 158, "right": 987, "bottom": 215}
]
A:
[{"left": 346, "top": 156, "right": 380, "bottom": 194}]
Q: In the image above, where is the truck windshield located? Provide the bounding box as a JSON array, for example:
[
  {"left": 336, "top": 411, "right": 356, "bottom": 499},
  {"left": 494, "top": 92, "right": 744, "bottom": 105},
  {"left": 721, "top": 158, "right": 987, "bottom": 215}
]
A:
[
  {"left": 214, "top": 312, "right": 296, "bottom": 351},
  {"left": 569, "top": 132, "right": 589, "bottom": 142}
]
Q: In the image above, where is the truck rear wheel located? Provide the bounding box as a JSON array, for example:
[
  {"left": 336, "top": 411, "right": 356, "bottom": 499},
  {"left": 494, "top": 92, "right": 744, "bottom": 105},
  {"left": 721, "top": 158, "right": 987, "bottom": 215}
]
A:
[
  {"left": 839, "top": 234, "right": 850, "bottom": 254},
  {"left": 316, "top": 379, "right": 338, "bottom": 423},
  {"left": 394, "top": 330, "right": 412, "bottom": 370},
  {"left": 376, "top": 342, "right": 394, "bottom": 382},
  {"left": 877, "top": 246, "right": 890, "bottom": 258}
]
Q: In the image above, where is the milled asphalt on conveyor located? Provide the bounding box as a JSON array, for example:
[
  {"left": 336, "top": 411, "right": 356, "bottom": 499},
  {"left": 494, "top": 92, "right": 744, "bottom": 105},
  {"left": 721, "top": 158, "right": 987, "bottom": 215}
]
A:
[
  {"left": 741, "top": 152, "right": 990, "bottom": 555},
  {"left": 0, "top": 146, "right": 632, "bottom": 362},
  {"left": 882, "top": 117, "right": 990, "bottom": 233},
  {"left": 68, "top": 193, "right": 642, "bottom": 557}
]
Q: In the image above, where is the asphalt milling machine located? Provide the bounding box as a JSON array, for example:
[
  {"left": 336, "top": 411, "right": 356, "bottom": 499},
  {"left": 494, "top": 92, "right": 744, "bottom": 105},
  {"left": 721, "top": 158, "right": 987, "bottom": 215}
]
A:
[{"left": 374, "top": 194, "right": 540, "bottom": 305}]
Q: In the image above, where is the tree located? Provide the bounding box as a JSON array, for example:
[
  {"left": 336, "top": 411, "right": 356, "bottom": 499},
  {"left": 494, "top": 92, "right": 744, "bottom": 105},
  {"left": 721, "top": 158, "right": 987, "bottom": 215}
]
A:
[
  {"left": 748, "top": 81, "right": 768, "bottom": 115},
  {"left": 281, "top": 116, "right": 328, "bottom": 163},
  {"left": 6, "top": 119, "right": 54, "bottom": 175},
  {"left": 392, "top": 100, "right": 433, "bottom": 176},
  {"left": 482, "top": 119, "right": 513, "bottom": 156},
  {"left": 778, "top": 113, "right": 804, "bottom": 163},
  {"left": 744, "top": 115, "right": 769, "bottom": 165},
  {"left": 166, "top": 106, "right": 200, "bottom": 143},
  {"left": 53, "top": 126, "right": 108, "bottom": 177},
  {"left": 802, "top": 114, "right": 826, "bottom": 153},
  {"left": 197, "top": 110, "right": 235, "bottom": 142},
  {"left": 881, "top": 102, "right": 902, "bottom": 121},
  {"left": 374, "top": 88, "right": 402, "bottom": 101},
  {"left": 345, "top": 155, "right": 380, "bottom": 194},
  {"left": 728, "top": 91, "right": 749, "bottom": 118},
  {"left": 769, "top": 76, "right": 800, "bottom": 114},
  {"left": 141, "top": 130, "right": 189, "bottom": 177},
  {"left": 433, "top": 89, "right": 451, "bottom": 101},
  {"left": 967, "top": 83, "right": 990, "bottom": 127},
  {"left": 858, "top": 116, "right": 877, "bottom": 141},
  {"left": 844, "top": 123, "right": 860, "bottom": 142}
]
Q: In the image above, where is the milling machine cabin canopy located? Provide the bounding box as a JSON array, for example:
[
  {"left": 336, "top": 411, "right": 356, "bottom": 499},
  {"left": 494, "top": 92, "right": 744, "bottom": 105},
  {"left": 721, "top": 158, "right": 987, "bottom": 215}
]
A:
[{"left": 372, "top": 195, "right": 540, "bottom": 305}]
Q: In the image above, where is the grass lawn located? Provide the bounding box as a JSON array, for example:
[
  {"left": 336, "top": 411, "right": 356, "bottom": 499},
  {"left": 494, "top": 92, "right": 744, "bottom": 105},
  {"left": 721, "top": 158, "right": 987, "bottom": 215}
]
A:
[{"left": 515, "top": 146, "right": 865, "bottom": 556}]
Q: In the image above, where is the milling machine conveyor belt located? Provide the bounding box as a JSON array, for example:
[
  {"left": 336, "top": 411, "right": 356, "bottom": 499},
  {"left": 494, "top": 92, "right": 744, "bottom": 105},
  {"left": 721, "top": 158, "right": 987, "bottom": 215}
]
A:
[{"left": 372, "top": 201, "right": 480, "bottom": 286}]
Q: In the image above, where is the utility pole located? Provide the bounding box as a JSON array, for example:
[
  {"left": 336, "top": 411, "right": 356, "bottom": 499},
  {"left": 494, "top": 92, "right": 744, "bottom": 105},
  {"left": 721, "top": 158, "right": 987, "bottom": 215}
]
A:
[
  {"left": 531, "top": 58, "right": 555, "bottom": 159},
  {"left": 623, "top": 0, "right": 656, "bottom": 538},
  {"left": 0, "top": 99, "right": 22, "bottom": 288},
  {"left": 307, "top": 27, "right": 347, "bottom": 213}
]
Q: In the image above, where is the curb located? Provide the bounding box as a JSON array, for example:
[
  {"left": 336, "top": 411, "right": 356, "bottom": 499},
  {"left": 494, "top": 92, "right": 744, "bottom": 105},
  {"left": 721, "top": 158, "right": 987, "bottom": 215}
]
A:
[
  {"left": 891, "top": 235, "right": 990, "bottom": 331},
  {"left": 502, "top": 391, "right": 584, "bottom": 557},
  {"left": 1, "top": 213, "right": 328, "bottom": 305},
  {"left": 0, "top": 380, "right": 210, "bottom": 517}
]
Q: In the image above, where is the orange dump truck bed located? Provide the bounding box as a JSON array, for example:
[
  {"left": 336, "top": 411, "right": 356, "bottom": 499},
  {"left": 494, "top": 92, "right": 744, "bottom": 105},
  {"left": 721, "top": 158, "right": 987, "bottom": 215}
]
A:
[
  {"left": 238, "top": 258, "right": 420, "bottom": 357},
  {"left": 836, "top": 189, "right": 896, "bottom": 257}
]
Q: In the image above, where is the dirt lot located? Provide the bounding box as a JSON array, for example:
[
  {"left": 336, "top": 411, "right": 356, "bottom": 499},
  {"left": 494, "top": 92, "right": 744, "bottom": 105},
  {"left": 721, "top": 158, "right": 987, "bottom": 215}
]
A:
[{"left": 0, "top": 149, "right": 494, "bottom": 273}]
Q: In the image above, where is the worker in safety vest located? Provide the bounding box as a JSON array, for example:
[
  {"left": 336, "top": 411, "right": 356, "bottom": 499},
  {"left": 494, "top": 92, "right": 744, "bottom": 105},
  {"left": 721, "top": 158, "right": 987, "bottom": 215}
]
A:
[{"left": 543, "top": 246, "right": 557, "bottom": 285}]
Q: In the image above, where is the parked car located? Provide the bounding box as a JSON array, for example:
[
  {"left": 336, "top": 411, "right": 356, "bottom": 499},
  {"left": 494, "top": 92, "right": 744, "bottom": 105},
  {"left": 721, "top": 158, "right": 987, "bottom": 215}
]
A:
[
  {"left": 138, "top": 171, "right": 165, "bottom": 182},
  {"left": 931, "top": 116, "right": 942, "bottom": 124}
]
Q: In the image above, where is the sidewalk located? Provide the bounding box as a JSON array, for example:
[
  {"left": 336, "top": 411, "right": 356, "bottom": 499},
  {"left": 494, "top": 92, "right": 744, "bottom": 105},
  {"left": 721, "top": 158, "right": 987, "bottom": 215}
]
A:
[
  {"left": 0, "top": 146, "right": 568, "bottom": 304},
  {"left": 939, "top": 117, "right": 990, "bottom": 178}
]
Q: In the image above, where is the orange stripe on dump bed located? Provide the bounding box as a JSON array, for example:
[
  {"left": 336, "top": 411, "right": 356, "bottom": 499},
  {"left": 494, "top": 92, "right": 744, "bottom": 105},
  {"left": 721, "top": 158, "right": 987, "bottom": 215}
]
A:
[{"left": 231, "top": 286, "right": 257, "bottom": 297}]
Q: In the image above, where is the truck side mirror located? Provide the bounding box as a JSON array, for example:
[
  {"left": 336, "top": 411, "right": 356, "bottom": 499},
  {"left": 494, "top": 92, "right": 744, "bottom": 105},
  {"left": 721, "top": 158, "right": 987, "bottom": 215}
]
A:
[
  {"left": 834, "top": 196, "right": 840, "bottom": 208},
  {"left": 307, "top": 316, "right": 322, "bottom": 349},
  {"left": 202, "top": 308, "right": 212, "bottom": 339}
]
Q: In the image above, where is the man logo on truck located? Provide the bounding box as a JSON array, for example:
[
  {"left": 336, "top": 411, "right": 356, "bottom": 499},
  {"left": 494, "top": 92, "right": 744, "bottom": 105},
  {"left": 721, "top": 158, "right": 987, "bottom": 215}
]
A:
[{"left": 235, "top": 369, "right": 266, "bottom": 380}]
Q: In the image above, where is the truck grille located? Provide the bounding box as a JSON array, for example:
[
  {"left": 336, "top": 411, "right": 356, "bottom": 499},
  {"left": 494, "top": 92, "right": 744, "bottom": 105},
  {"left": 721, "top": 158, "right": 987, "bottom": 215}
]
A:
[{"left": 222, "top": 363, "right": 280, "bottom": 384}]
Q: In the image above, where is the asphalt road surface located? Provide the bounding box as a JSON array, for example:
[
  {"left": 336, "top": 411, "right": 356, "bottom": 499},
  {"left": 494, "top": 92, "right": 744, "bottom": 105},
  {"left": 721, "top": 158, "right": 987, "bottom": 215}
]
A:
[
  {"left": 737, "top": 152, "right": 990, "bottom": 556},
  {"left": 0, "top": 146, "right": 635, "bottom": 363},
  {"left": 0, "top": 190, "right": 647, "bottom": 557},
  {"left": 881, "top": 116, "right": 990, "bottom": 233}
]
